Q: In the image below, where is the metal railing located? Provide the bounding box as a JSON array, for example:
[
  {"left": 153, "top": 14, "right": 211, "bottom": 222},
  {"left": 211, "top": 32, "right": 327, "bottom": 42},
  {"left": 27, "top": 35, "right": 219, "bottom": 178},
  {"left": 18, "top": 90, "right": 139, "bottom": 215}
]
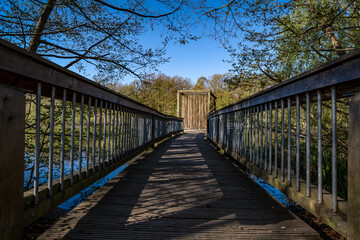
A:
[
  {"left": 207, "top": 50, "right": 360, "bottom": 239},
  {"left": 0, "top": 39, "right": 183, "bottom": 233}
]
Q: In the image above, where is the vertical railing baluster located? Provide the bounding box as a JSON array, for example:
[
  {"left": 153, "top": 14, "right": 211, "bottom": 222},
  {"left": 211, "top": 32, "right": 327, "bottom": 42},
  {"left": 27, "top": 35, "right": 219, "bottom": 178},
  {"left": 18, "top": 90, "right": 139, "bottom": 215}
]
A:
[
  {"left": 243, "top": 114, "right": 245, "bottom": 158},
  {"left": 115, "top": 105, "right": 119, "bottom": 160},
  {"left": 281, "top": 99, "right": 285, "bottom": 181},
  {"left": 70, "top": 92, "right": 76, "bottom": 185},
  {"left": 107, "top": 103, "right": 111, "bottom": 164},
  {"left": 331, "top": 87, "right": 337, "bottom": 212},
  {"left": 245, "top": 109, "right": 248, "bottom": 159},
  {"left": 269, "top": 102, "right": 272, "bottom": 174},
  {"left": 136, "top": 112, "right": 140, "bottom": 148},
  {"left": 136, "top": 111, "right": 139, "bottom": 149},
  {"left": 129, "top": 109, "right": 131, "bottom": 148},
  {"left": 240, "top": 112, "right": 242, "bottom": 157},
  {"left": 121, "top": 106, "right": 125, "bottom": 157},
  {"left": 134, "top": 110, "right": 137, "bottom": 149},
  {"left": 264, "top": 104, "right": 268, "bottom": 171},
  {"left": 239, "top": 114, "right": 241, "bottom": 157},
  {"left": 121, "top": 107, "right": 124, "bottom": 155},
  {"left": 235, "top": 112, "right": 238, "bottom": 155},
  {"left": 92, "top": 99, "right": 97, "bottom": 172},
  {"left": 78, "top": 94, "right": 84, "bottom": 181},
  {"left": 250, "top": 108, "right": 253, "bottom": 163},
  {"left": 128, "top": 109, "right": 131, "bottom": 153},
  {"left": 243, "top": 111, "right": 246, "bottom": 157},
  {"left": 141, "top": 113, "right": 144, "bottom": 146},
  {"left": 121, "top": 106, "right": 125, "bottom": 156},
  {"left": 236, "top": 114, "right": 240, "bottom": 154},
  {"left": 145, "top": 114, "right": 148, "bottom": 143},
  {"left": 98, "top": 100, "right": 102, "bottom": 169},
  {"left": 236, "top": 112, "right": 238, "bottom": 154},
  {"left": 253, "top": 107, "right": 256, "bottom": 164},
  {"left": 86, "top": 97, "right": 91, "bottom": 177},
  {"left": 317, "top": 90, "right": 323, "bottom": 204},
  {"left": 118, "top": 106, "right": 122, "bottom": 156},
  {"left": 48, "top": 86, "right": 55, "bottom": 196},
  {"left": 242, "top": 110, "right": 245, "bottom": 157},
  {"left": 257, "top": 105, "right": 260, "bottom": 166},
  {"left": 236, "top": 112, "right": 239, "bottom": 155},
  {"left": 132, "top": 110, "right": 136, "bottom": 151},
  {"left": 103, "top": 101, "right": 107, "bottom": 167},
  {"left": 306, "top": 92, "right": 311, "bottom": 196},
  {"left": 125, "top": 108, "right": 129, "bottom": 154},
  {"left": 296, "top": 95, "right": 300, "bottom": 190},
  {"left": 248, "top": 108, "right": 250, "bottom": 160},
  {"left": 60, "top": 89, "right": 66, "bottom": 191},
  {"left": 287, "top": 97, "right": 291, "bottom": 185},
  {"left": 34, "top": 82, "right": 41, "bottom": 203},
  {"left": 121, "top": 107, "right": 125, "bottom": 153},
  {"left": 274, "top": 101, "right": 278, "bottom": 178},
  {"left": 133, "top": 110, "right": 135, "bottom": 151},
  {"left": 132, "top": 109, "right": 135, "bottom": 151},
  {"left": 112, "top": 104, "right": 115, "bottom": 162},
  {"left": 260, "top": 105, "right": 263, "bottom": 168},
  {"left": 133, "top": 110, "right": 136, "bottom": 150}
]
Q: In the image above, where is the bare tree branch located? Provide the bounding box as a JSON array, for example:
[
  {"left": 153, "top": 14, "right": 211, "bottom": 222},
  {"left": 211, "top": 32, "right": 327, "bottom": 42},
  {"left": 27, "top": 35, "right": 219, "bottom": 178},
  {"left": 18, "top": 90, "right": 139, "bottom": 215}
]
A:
[
  {"left": 205, "top": 0, "right": 235, "bottom": 14},
  {"left": 93, "top": 0, "right": 183, "bottom": 19}
]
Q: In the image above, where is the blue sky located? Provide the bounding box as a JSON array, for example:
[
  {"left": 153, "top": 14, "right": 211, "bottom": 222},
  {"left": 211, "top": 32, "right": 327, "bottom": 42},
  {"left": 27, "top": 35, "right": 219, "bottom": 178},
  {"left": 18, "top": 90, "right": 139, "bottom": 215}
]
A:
[{"left": 123, "top": 29, "right": 236, "bottom": 85}]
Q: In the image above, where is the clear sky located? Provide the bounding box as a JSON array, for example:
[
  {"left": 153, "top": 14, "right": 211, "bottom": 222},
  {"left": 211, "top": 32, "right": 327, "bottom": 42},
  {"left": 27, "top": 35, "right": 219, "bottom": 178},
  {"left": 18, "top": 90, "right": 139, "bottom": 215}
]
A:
[{"left": 122, "top": 30, "right": 235, "bottom": 85}]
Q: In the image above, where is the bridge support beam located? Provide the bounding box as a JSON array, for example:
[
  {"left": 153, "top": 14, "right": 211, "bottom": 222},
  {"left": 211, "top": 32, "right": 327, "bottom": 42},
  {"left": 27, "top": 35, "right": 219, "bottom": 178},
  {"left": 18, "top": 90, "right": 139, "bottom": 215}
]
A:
[
  {"left": 348, "top": 93, "right": 360, "bottom": 240},
  {"left": 0, "top": 86, "right": 25, "bottom": 240}
]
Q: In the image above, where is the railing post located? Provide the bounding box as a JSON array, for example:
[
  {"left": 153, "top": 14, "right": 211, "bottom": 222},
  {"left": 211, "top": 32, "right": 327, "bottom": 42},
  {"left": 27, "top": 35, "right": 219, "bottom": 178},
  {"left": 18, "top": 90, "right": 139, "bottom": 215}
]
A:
[
  {"left": 216, "top": 115, "right": 220, "bottom": 147},
  {"left": 171, "top": 119, "right": 173, "bottom": 133},
  {"left": 0, "top": 86, "right": 25, "bottom": 240},
  {"left": 348, "top": 93, "right": 360, "bottom": 240},
  {"left": 177, "top": 91, "right": 180, "bottom": 117},
  {"left": 151, "top": 115, "right": 155, "bottom": 141}
]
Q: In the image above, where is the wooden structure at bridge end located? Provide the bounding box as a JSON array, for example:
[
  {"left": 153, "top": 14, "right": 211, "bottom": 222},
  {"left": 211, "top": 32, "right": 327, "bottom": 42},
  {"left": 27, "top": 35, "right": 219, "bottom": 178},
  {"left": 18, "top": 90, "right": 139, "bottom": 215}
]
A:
[{"left": 177, "top": 90, "right": 216, "bottom": 130}]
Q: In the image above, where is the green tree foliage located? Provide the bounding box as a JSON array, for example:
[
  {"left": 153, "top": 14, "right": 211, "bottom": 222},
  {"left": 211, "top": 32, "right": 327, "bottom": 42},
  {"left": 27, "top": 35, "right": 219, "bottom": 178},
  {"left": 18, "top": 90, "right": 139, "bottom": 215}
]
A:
[
  {"left": 208, "top": 0, "right": 360, "bottom": 86},
  {"left": 192, "top": 76, "right": 208, "bottom": 90},
  {"left": 190, "top": 74, "right": 267, "bottom": 110},
  {"left": 112, "top": 74, "right": 192, "bottom": 116}
]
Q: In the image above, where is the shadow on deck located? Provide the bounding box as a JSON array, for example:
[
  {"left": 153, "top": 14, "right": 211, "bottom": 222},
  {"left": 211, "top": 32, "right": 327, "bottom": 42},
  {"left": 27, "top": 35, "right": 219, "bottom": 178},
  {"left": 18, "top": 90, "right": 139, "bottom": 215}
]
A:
[{"left": 38, "top": 131, "right": 320, "bottom": 239}]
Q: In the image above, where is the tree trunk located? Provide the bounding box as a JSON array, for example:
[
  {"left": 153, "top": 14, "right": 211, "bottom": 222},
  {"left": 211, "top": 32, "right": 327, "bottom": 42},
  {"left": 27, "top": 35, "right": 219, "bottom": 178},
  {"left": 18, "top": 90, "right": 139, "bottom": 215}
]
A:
[{"left": 27, "top": 0, "right": 57, "bottom": 53}]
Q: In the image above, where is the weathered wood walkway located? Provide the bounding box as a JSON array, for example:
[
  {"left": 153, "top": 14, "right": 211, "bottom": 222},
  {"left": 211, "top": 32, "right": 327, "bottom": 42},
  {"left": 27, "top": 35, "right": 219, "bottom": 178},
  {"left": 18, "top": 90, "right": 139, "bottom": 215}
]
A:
[{"left": 39, "top": 131, "right": 320, "bottom": 239}]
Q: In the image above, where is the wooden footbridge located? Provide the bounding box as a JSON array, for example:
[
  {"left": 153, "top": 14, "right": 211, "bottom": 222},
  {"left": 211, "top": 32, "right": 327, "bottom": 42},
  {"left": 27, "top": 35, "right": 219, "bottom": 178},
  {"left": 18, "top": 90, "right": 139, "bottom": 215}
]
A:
[
  {"left": 1, "top": 40, "right": 360, "bottom": 239},
  {"left": 37, "top": 131, "right": 319, "bottom": 239}
]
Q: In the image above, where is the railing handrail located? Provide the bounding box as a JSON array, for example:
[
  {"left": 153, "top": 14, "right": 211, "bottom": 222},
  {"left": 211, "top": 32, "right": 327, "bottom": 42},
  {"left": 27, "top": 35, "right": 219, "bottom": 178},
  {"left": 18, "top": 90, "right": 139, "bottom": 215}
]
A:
[
  {"left": 208, "top": 49, "right": 360, "bottom": 117},
  {"left": 0, "top": 38, "right": 182, "bottom": 121}
]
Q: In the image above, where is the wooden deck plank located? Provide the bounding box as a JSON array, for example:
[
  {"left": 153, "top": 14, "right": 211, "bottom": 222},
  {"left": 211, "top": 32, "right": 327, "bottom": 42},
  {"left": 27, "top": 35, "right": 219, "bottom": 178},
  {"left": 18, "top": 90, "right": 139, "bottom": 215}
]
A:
[{"left": 38, "top": 131, "right": 320, "bottom": 239}]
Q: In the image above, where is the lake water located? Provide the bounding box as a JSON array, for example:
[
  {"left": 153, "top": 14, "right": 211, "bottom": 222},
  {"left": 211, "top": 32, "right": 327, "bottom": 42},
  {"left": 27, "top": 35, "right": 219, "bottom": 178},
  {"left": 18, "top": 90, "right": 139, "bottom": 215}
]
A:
[{"left": 24, "top": 157, "right": 86, "bottom": 189}]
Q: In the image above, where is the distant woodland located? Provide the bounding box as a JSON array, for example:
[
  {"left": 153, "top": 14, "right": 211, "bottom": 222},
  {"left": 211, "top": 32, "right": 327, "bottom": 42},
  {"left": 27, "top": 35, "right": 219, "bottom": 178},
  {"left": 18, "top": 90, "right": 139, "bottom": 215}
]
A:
[{"left": 107, "top": 73, "right": 267, "bottom": 116}]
